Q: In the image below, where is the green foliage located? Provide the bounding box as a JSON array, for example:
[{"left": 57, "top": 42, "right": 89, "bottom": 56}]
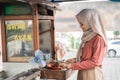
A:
[
  {"left": 70, "top": 36, "right": 80, "bottom": 49},
  {"left": 75, "top": 41, "right": 79, "bottom": 49},
  {"left": 70, "top": 36, "right": 74, "bottom": 48},
  {"left": 113, "top": 31, "right": 120, "bottom": 36}
]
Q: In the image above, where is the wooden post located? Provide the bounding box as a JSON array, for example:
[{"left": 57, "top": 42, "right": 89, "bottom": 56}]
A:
[
  {"left": 0, "top": 17, "right": 3, "bottom": 71},
  {"left": 1, "top": 6, "right": 7, "bottom": 62},
  {"left": 51, "top": 19, "right": 55, "bottom": 59},
  {"left": 32, "top": 3, "right": 39, "bottom": 51}
]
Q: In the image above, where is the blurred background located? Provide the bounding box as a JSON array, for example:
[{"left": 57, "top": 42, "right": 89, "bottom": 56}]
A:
[{"left": 54, "top": 1, "right": 120, "bottom": 80}]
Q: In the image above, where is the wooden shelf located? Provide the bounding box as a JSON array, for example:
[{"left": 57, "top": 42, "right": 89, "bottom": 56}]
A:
[{"left": 38, "top": 15, "right": 54, "bottom": 20}]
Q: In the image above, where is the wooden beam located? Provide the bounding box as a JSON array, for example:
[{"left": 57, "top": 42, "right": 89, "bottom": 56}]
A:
[
  {"left": 38, "top": 15, "right": 54, "bottom": 20},
  {"left": 4, "top": 15, "right": 33, "bottom": 20}
]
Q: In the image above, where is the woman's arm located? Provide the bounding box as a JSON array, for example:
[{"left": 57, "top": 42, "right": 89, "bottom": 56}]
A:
[{"left": 71, "top": 36, "right": 105, "bottom": 70}]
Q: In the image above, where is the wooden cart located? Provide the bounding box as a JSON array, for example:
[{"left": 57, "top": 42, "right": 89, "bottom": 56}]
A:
[{"left": 40, "top": 68, "right": 72, "bottom": 80}]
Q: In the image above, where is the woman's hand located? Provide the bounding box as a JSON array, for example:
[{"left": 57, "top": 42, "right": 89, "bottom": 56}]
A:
[
  {"left": 65, "top": 58, "right": 76, "bottom": 63},
  {"left": 59, "top": 63, "right": 72, "bottom": 69},
  {"left": 65, "top": 63, "right": 72, "bottom": 69}
]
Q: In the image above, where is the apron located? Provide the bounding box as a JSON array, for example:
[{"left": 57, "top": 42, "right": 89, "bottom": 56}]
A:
[{"left": 77, "top": 67, "right": 104, "bottom": 80}]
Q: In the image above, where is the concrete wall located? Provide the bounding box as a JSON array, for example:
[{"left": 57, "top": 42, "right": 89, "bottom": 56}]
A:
[{"left": 3, "top": 63, "right": 38, "bottom": 77}]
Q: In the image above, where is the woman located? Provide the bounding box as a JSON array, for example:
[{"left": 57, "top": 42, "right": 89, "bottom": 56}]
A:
[{"left": 61, "top": 9, "right": 107, "bottom": 80}]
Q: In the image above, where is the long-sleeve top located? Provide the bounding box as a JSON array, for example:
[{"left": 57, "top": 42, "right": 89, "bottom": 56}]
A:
[{"left": 71, "top": 34, "right": 105, "bottom": 70}]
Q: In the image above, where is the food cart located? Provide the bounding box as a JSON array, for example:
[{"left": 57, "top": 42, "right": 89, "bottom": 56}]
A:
[{"left": 0, "top": 0, "right": 71, "bottom": 80}]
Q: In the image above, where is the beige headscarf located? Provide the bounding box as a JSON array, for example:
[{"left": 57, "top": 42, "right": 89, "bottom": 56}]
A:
[{"left": 76, "top": 9, "right": 107, "bottom": 61}]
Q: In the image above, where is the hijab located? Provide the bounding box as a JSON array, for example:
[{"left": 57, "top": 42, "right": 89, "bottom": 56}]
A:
[{"left": 76, "top": 9, "right": 107, "bottom": 61}]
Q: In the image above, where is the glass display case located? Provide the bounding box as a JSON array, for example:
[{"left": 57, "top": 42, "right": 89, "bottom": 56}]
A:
[
  {"left": 5, "top": 20, "right": 34, "bottom": 62},
  {"left": 39, "top": 20, "right": 53, "bottom": 60}
]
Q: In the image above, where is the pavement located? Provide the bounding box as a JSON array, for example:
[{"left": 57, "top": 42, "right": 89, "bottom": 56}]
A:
[
  {"left": 103, "top": 57, "right": 120, "bottom": 80},
  {"left": 63, "top": 52, "right": 120, "bottom": 80}
]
